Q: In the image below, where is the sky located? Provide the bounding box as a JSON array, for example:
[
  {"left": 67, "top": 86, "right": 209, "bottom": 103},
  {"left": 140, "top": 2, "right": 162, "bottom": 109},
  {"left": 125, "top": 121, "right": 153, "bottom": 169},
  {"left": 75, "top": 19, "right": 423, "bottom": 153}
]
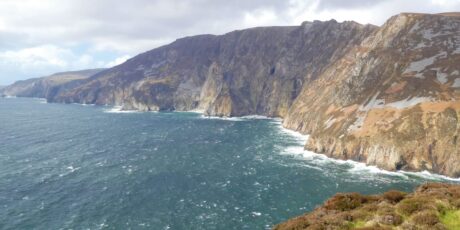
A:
[{"left": 0, "top": 0, "right": 459, "bottom": 85}]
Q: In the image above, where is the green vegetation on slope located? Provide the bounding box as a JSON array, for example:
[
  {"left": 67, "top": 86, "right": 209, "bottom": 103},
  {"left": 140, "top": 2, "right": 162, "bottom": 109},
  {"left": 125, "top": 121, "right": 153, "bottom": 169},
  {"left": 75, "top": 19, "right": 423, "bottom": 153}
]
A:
[
  {"left": 274, "top": 183, "right": 460, "bottom": 230},
  {"left": 441, "top": 210, "right": 460, "bottom": 230}
]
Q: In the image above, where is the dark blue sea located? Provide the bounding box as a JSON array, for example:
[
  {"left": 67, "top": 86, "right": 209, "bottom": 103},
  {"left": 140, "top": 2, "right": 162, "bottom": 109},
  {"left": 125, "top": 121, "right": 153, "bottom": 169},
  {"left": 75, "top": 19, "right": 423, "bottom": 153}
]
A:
[{"left": 1, "top": 97, "right": 458, "bottom": 229}]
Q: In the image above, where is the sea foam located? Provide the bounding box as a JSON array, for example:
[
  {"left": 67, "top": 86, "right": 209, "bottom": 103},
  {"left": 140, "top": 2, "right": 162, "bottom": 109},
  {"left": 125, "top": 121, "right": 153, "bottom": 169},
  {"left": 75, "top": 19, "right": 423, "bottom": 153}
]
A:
[
  {"left": 93, "top": 105, "right": 460, "bottom": 182},
  {"left": 274, "top": 118, "right": 460, "bottom": 182},
  {"left": 199, "top": 114, "right": 274, "bottom": 121},
  {"left": 103, "top": 106, "right": 140, "bottom": 114}
]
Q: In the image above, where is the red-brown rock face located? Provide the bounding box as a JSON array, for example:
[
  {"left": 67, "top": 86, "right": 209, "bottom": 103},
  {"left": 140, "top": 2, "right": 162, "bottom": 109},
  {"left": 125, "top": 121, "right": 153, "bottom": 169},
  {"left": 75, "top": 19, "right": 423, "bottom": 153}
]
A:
[{"left": 284, "top": 13, "right": 460, "bottom": 177}]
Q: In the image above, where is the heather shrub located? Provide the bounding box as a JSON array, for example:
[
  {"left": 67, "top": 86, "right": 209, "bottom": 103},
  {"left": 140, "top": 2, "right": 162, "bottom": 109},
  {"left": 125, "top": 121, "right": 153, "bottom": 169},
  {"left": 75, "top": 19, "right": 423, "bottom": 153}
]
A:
[
  {"left": 411, "top": 211, "right": 440, "bottom": 226},
  {"left": 383, "top": 190, "right": 406, "bottom": 203},
  {"left": 324, "top": 193, "right": 366, "bottom": 211},
  {"left": 397, "top": 197, "right": 434, "bottom": 216}
]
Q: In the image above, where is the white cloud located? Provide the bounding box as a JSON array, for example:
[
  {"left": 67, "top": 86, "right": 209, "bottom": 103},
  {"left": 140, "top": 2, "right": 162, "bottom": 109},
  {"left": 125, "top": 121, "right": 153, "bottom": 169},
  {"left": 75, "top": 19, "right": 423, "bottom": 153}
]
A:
[
  {"left": 243, "top": 9, "right": 280, "bottom": 28},
  {"left": 0, "top": 45, "right": 128, "bottom": 84},
  {"left": 105, "top": 55, "right": 131, "bottom": 68},
  {"left": 0, "top": 0, "right": 459, "bottom": 84},
  {"left": 0, "top": 45, "right": 72, "bottom": 70}
]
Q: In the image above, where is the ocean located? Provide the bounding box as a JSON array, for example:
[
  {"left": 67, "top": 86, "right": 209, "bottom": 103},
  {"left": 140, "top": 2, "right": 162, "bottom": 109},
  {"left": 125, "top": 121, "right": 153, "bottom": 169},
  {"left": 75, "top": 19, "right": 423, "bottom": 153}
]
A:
[{"left": 0, "top": 97, "right": 458, "bottom": 229}]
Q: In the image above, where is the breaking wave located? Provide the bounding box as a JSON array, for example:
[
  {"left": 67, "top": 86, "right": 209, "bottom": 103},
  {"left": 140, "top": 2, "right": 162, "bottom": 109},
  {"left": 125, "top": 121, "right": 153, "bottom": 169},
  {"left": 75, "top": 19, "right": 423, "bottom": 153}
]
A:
[
  {"left": 274, "top": 119, "right": 460, "bottom": 182},
  {"left": 103, "top": 106, "right": 140, "bottom": 114}
]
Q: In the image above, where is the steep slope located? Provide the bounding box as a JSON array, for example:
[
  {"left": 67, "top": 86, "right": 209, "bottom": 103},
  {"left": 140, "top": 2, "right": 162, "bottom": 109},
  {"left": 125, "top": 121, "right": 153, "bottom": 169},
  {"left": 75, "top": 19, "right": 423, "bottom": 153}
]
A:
[
  {"left": 49, "top": 21, "right": 376, "bottom": 117},
  {"left": 284, "top": 13, "right": 460, "bottom": 177},
  {"left": 274, "top": 183, "right": 460, "bottom": 230},
  {"left": 41, "top": 12, "right": 460, "bottom": 177},
  {"left": 1, "top": 69, "right": 105, "bottom": 99}
]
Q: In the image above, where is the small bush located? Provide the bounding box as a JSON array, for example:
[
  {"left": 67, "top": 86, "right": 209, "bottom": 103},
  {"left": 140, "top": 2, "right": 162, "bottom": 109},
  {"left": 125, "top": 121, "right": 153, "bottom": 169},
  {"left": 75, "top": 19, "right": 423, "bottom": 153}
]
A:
[
  {"left": 351, "top": 209, "right": 372, "bottom": 220},
  {"left": 400, "top": 222, "right": 417, "bottom": 230},
  {"left": 411, "top": 211, "right": 440, "bottom": 226},
  {"left": 360, "top": 203, "right": 379, "bottom": 212},
  {"left": 435, "top": 201, "right": 450, "bottom": 215},
  {"left": 452, "top": 199, "right": 460, "bottom": 208},
  {"left": 383, "top": 190, "right": 406, "bottom": 203},
  {"left": 355, "top": 226, "right": 391, "bottom": 230},
  {"left": 349, "top": 220, "right": 366, "bottom": 228},
  {"left": 447, "top": 186, "right": 460, "bottom": 199},
  {"left": 397, "top": 197, "right": 434, "bottom": 216},
  {"left": 376, "top": 203, "right": 395, "bottom": 215},
  {"left": 324, "top": 193, "right": 366, "bottom": 211}
]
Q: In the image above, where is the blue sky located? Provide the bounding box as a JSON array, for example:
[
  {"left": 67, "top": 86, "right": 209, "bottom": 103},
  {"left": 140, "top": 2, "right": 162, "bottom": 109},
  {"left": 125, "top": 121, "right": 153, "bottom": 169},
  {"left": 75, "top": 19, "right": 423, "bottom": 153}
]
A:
[{"left": 0, "top": 0, "right": 459, "bottom": 85}]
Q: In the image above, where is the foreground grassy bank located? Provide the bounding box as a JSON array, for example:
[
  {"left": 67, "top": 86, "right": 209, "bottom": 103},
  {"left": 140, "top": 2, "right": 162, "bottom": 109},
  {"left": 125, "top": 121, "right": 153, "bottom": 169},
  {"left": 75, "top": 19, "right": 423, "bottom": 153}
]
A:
[{"left": 274, "top": 183, "right": 460, "bottom": 230}]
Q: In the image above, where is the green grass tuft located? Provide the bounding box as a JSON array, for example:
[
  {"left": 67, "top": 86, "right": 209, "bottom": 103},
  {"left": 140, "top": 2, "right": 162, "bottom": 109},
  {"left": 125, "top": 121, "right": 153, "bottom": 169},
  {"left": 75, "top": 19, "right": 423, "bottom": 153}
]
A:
[
  {"left": 440, "top": 210, "right": 460, "bottom": 230},
  {"left": 349, "top": 220, "right": 366, "bottom": 228}
]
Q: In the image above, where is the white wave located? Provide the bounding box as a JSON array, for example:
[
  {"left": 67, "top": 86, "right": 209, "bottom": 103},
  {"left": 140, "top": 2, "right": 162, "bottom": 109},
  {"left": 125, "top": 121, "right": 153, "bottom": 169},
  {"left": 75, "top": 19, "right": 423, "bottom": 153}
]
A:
[
  {"left": 174, "top": 109, "right": 204, "bottom": 114},
  {"left": 272, "top": 121, "right": 308, "bottom": 144},
  {"left": 275, "top": 119, "right": 460, "bottom": 182},
  {"left": 200, "top": 115, "right": 242, "bottom": 121},
  {"left": 240, "top": 115, "right": 273, "bottom": 120},
  {"left": 348, "top": 161, "right": 409, "bottom": 178},
  {"left": 59, "top": 165, "right": 81, "bottom": 177},
  {"left": 103, "top": 106, "right": 139, "bottom": 113},
  {"left": 4, "top": 95, "right": 16, "bottom": 98},
  {"left": 72, "top": 102, "right": 96, "bottom": 107},
  {"left": 200, "top": 114, "right": 277, "bottom": 121},
  {"left": 66, "top": 165, "right": 80, "bottom": 173},
  {"left": 401, "top": 170, "right": 460, "bottom": 182},
  {"left": 282, "top": 147, "right": 353, "bottom": 166},
  {"left": 281, "top": 146, "right": 306, "bottom": 156},
  {"left": 37, "top": 98, "right": 47, "bottom": 104},
  {"left": 189, "top": 109, "right": 205, "bottom": 114},
  {"left": 251, "top": 211, "right": 262, "bottom": 216},
  {"left": 200, "top": 115, "right": 245, "bottom": 121}
]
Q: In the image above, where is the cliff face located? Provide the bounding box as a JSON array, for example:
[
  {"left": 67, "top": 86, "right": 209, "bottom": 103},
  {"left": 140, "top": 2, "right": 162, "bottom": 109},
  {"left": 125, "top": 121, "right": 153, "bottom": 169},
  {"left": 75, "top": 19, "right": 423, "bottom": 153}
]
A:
[
  {"left": 283, "top": 13, "right": 460, "bottom": 177},
  {"left": 48, "top": 21, "right": 376, "bottom": 117},
  {"left": 1, "top": 69, "right": 105, "bottom": 99},
  {"left": 12, "top": 13, "right": 460, "bottom": 177},
  {"left": 274, "top": 183, "right": 460, "bottom": 230}
]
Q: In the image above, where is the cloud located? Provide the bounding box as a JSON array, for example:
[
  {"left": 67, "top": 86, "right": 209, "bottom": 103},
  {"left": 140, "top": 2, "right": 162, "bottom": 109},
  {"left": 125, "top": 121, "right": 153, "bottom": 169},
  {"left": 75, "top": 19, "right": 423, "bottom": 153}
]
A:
[
  {"left": 0, "top": 0, "right": 459, "bottom": 84},
  {"left": 105, "top": 55, "right": 131, "bottom": 68},
  {"left": 0, "top": 44, "right": 129, "bottom": 84},
  {"left": 0, "top": 45, "right": 69, "bottom": 68},
  {"left": 315, "top": 0, "right": 387, "bottom": 10}
]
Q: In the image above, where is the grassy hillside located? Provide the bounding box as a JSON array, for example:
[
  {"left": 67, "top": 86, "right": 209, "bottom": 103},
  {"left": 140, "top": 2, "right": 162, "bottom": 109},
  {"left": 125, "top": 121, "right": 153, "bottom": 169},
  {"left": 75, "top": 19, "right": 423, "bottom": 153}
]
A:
[{"left": 274, "top": 183, "right": 460, "bottom": 230}]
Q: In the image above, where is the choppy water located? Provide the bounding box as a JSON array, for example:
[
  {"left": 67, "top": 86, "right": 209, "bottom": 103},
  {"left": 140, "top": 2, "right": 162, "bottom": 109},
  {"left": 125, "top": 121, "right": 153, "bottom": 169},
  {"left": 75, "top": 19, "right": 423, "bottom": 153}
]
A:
[{"left": 1, "top": 97, "right": 458, "bottom": 229}]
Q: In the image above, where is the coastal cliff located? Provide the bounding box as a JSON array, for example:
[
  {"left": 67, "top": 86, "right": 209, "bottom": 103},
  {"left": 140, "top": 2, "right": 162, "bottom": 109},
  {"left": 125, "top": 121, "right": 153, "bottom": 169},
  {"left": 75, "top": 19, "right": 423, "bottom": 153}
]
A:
[
  {"left": 283, "top": 13, "right": 460, "bottom": 177},
  {"left": 1, "top": 69, "right": 105, "bottom": 99},
  {"left": 47, "top": 20, "right": 376, "bottom": 116},
  {"left": 274, "top": 183, "right": 460, "bottom": 230},
  {"left": 4, "top": 12, "right": 460, "bottom": 177}
]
